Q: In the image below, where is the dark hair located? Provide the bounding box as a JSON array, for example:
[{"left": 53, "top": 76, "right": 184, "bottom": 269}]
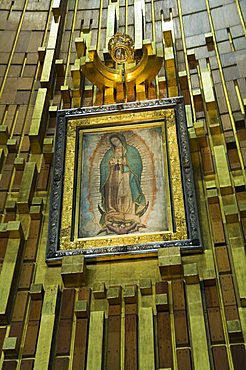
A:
[{"left": 109, "top": 133, "right": 127, "bottom": 148}]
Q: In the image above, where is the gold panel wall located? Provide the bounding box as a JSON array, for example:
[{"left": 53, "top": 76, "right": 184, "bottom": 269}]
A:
[{"left": 0, "top": 1, "right": 245, "bottom": 369}]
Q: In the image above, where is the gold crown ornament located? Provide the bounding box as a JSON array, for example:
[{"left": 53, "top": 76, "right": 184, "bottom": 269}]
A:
[{"left": 108, "top": 32, "right": 134, "bottom": 64}]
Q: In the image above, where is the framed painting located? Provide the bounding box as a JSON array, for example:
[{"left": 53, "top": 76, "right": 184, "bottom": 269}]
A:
[{"left": 46, "top": 97, "right": 201, "bottom": 263}]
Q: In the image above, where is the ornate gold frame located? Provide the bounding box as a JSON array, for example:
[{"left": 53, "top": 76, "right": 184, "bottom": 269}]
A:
[{"left": 46, "top": 98, "right": 201, "bottom": 263}]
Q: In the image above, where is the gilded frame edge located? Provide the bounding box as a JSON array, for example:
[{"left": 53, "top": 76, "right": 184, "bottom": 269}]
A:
[{"left": 46, "top": 97, "right": 202, "bottom": 264}]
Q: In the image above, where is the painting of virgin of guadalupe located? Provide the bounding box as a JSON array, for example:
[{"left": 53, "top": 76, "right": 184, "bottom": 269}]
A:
[
  {"left": 78, "top": 126, "right": 169, "bottom": 239},
  {"left": 98, "top": 134, "right": 149, "bottom": 235}
]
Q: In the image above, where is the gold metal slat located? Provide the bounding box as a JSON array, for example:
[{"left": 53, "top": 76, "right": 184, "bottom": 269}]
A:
[
  {"left": 17, "top": 162, "right": 37, "bottom": 213},
  {"left": 213, "top": 145, "right": 233, "bottom": 195},
  {"left": 200, "top": 69, "right": 216, "bottom": 111},
  {"left": 138, "top": 307, "right": 155, "bottom": 370},
  {"left": 0, "top": 0, "right": 29, "bottom": 97},
  {"left": 205, "top": 0, "right": 246, "bottom": 184},
  {"left": 134, "top": 0, "right": 143, "bottom": 50},
  {"left": 29, "top": 88, "right": 48, "bottom": 153},
  {"left": 86, "top": 311, "right": 105, "bottom": 370},
  {"left": 106, "top": 3, "right": 117, "bottom": 47},
  {"left": 239, "top": 307, "right": 246, "bottom": 347},
  {"left": 34, "top": 285, "right": 59, "bottom": 370},
  {"left": 64, "top": 0, "right": 79, "bottom": 88},
  {"left": 40, "top": 49, "right": 55, "bottom": 88},
  {"left": 235, "top": 0, "right": 246, "bottom": 37},
  {"left": 186, "top": 284, "right": 210, "bottom": 370},
  {"left": 176, "top": 0, "right": 196, "bottom": 121},
  {"left": 227, "top": 223, "right": 246, "bottom": 307},
  {"left": 0, "top": 236, "right": 23, "bottom": 324}
]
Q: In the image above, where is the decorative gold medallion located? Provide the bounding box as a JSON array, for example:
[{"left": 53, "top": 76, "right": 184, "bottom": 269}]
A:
[{"left": 108, "top": 32, "right": 134, "bottom": 64}]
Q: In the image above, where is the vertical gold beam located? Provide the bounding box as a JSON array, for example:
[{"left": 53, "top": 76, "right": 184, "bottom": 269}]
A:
[
  {"left": 141, "top": 0, "right": 145, "bottom": 27},
  {"left": 235, "top": 0, "right": 246, "bottom": 36},
  {"left": 64, "top": 0, "right": 79, "bottom": 86},
  {"left": 71, "top": 58, "right": 82, "bottom": 107},
  {"left": 97, "top": 0, "right": 104, "bottom": 51},
  {"left": 186, "top": 284, "right": 210, "bottom": 370},
  {"left": 106, "top": 3, "right": 117, "bottom": 46},
  {"left": 205, "top": 0, "right": 246, "bottom": 184},
  {"left": 125, "top": 0, "right": 128, "bottom": 34},
  {"left": 0, "top": 233, "right": 23, "bottom": 324},
  {"left": 0, "top": 148, "right": 4, "bottom": 172},
  {"left": 86, "top": 311, "right": 104, "bottom": 370},
  {"left": 230, "top": 239, "right": 246, "bottom": 306},
  {"left": 0, "top": 0, "right": 29, "bottom": 96},
  {"left": 227, "top": 224, "right": 246, "bottom": 306},
  {"left": 34, "top": 285, "right": 59, "bottom": 370},
  {"left": 134, "top": 0, "right": 143, "bottom": 50},
  {"left": 40, "top": 49, "right": 55, "bottom": 88},
  {"left": 176, "top": 0, "right": 196, "bottom": 120},
  {"left": 17, "top": 162, "right": 37, "bottom": 213},
  {"left": 151, "top": 0, "right": 156, "bottom": 43},
  {"left": 169, "top": 282, "right": 178, "bottom": 370},
  {"left": 185, "top": 105, "right": 193, "bottom": 128},
  {"left": 138, "top": 307, "right": 155, "bottom": 370},
  {"left": 234, "top": 80, "right": 245, "bottom": 115},
  {"left": 213, "top": 145, "right": 232, "bottom": 195},
  {"left": 47, "top": 18, "right": 60, "bottom": 50},
  {"left": 200, "top": 69, "right": 216, "bottom": 111},
  {"left": 239, "top": 307, "right": 246, "bottom": 347},
  {"left": 29, "top": 88, "right": 48, "bottom": 153}
]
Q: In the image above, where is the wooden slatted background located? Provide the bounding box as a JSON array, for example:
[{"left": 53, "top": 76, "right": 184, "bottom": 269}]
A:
[{"left": 0, "top": 0, "right": 245, "bottom": 369}]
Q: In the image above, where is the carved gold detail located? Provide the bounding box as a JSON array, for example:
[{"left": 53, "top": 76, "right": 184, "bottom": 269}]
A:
[{"left": 108, "top": 32, "right": 134, "bottom": 64}]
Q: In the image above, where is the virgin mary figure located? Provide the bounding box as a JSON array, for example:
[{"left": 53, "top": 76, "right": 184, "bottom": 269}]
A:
[{"left": 98, "top": 133, "right": 148, "bottom": 235}]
